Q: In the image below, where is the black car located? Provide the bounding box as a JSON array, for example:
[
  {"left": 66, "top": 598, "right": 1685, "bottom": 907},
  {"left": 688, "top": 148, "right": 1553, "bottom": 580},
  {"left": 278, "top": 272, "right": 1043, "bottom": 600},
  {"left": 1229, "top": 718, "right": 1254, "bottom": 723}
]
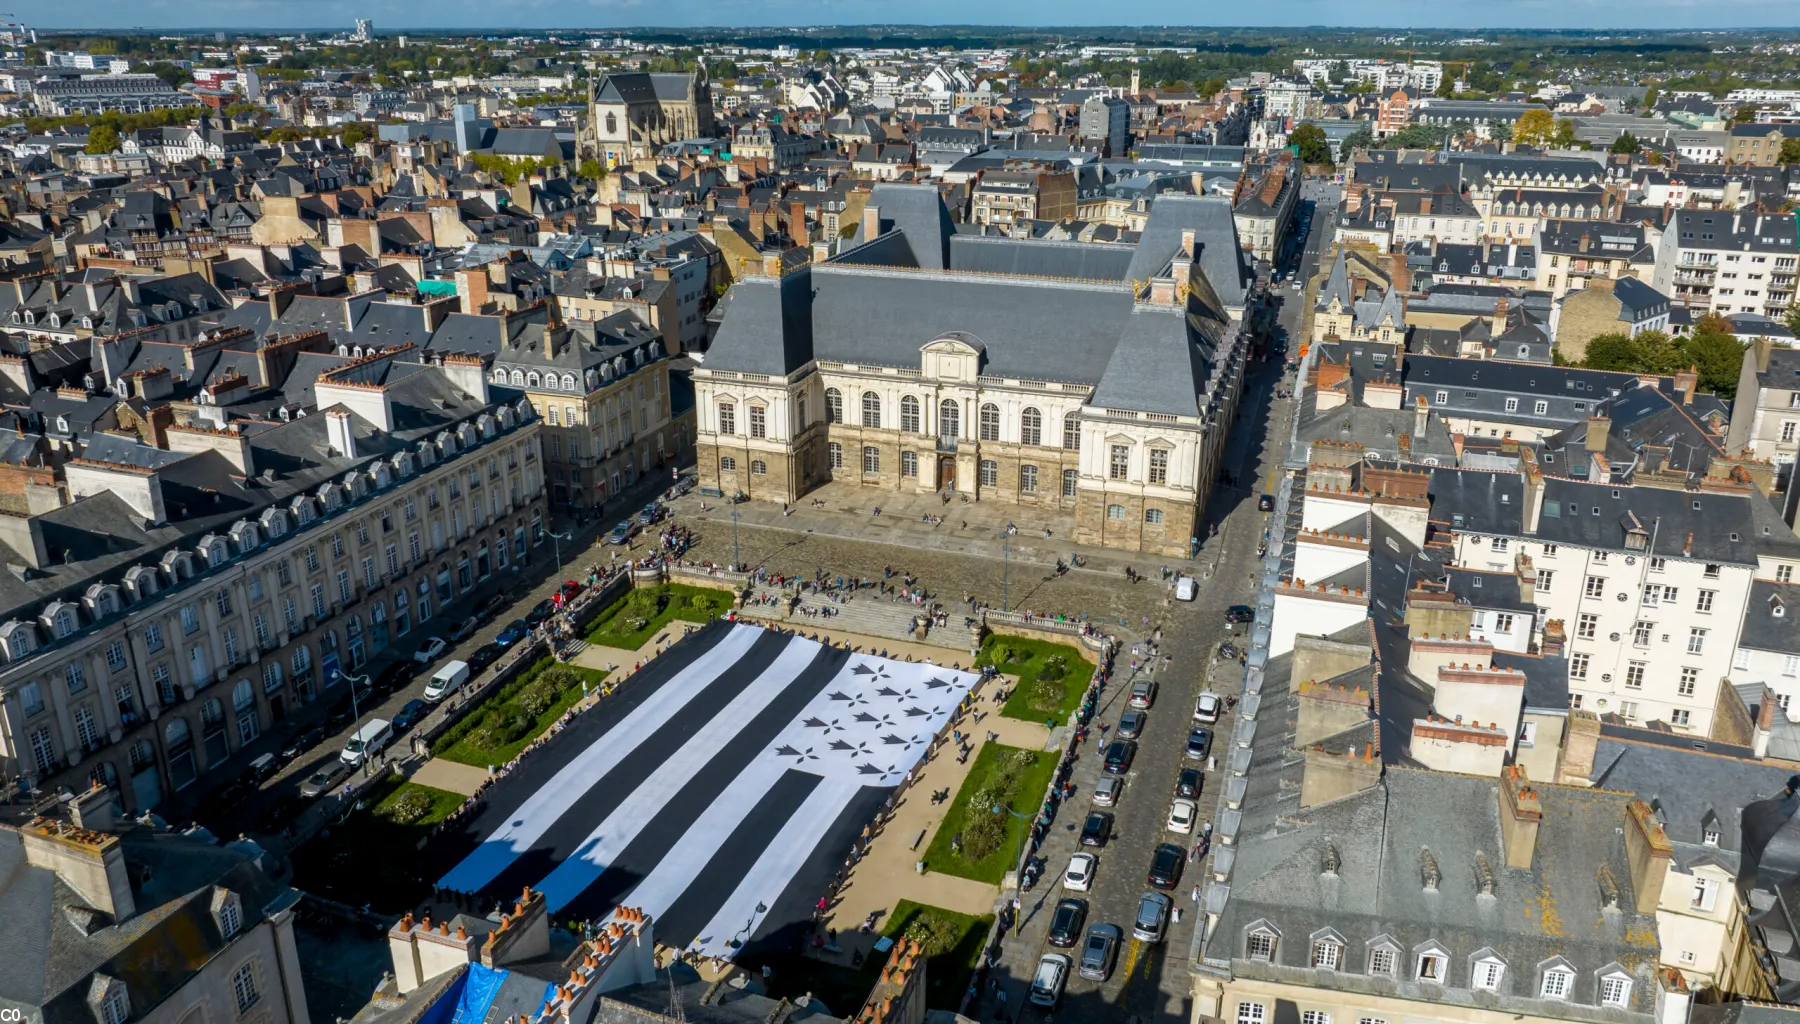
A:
[
  {"left": 1185, "top": 728, "right": 1213, "bottom": 760},
  {"left": 1047, "top": 898, "right": 1088, "bottom": 948},
  {"left": 1258, "top": 493, "right": 1275, "bottom": 512},
  {"left": 1225, "top": 605, "right": 1256, "bottom": 624},
  {"left": 1117, "top": 709, "right": 1147, "bottom": 740},
  {"left": 1176, "top": 768, "right": 1204, "bottom": 800},
  {"left": 281, "top": 726, "right": 324, "bottom": 762},
  {"left": 1148, "top": 843, "right": 1186, "bottom": 890},
  {"left": 325, "top": 698, "right": 356, "bottom": 730},
  {"left": 373, "top": 661, "right": 415, "bottom": 697},
  {"left": 392, "top": 699, "right": 429, "bottom": 732},
  {"left": 525, "top": 599, "right": 556, "bottom": 626},
  {"left": 1080, "top": 811, "right": 1114, "bottom": 847},
  {"left": 474, "top": 593, "right": 509, "bottom": 623},
  {"left": 1103, "top": 740, "right": 1137, "bottom": 775},
  {"left": 467, "top": 642, "right": 502, "bottom": 673}
]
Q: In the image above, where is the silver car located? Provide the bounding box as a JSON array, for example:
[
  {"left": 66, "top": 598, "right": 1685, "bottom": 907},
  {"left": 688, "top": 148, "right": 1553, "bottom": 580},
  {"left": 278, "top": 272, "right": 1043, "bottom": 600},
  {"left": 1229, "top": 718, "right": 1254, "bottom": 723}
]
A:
[
  {"left": 1078, "top": 924, "right": 1122, "bottom": 981},
  {"left": 1029, "top": 953, "right": 1070, "bottom": 1006},
  {"left": 1133, "top": 891, "right": 1173, "bottom": 943},
  {"left": 1093, "top": 776, "right": 1123, "bottom": 807}
]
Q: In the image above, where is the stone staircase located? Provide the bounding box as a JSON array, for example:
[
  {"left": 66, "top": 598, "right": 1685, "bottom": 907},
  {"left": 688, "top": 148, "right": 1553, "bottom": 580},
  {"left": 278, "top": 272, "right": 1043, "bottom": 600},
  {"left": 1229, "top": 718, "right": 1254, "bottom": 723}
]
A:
[{"left": 738, "top": 586, "right": 967, "bottom": 649}]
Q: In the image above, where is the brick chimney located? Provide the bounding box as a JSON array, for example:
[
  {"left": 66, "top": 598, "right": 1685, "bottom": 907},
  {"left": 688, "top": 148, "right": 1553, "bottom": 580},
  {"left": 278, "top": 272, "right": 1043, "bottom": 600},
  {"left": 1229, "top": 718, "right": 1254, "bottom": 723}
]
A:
[
  {"left": 1756, "top": 685, "right": 1778, "bottom": 758},
  {"left": 1673, "top": 367, "right": 1697, "bottom": 406},
  {"left": 1623, "top": 799, "right": 1673, "bottom": 914},
  {"left": 1585, "top": 416, "right": 1611, "bottom": 453},
  {"left": 1498, "top": 765, "right": 1542, "bottom": 869},
  {"left": 862, "top": 204, "right": 881, "bottom": 241},
  {"left": 455, "top": 267, "right": 490, "bottom": 315}
]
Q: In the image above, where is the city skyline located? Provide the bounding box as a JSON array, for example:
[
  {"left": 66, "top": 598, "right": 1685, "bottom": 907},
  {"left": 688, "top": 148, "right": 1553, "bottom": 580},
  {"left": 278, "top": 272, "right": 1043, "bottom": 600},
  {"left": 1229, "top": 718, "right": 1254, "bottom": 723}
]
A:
[{"left": 34, "top": 0, "right": 1800, "bottom": 32}]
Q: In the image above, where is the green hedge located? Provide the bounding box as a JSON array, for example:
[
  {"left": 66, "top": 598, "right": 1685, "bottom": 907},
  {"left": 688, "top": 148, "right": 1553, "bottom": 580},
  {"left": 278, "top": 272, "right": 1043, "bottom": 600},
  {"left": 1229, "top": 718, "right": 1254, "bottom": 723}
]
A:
[
  {"left": 432, "top": 659, "right": 608, "bottom": 767},
  {"left": 977, "top": 635, "right": 1090, "bottom": 722},
  {"left": 584, "top": 584, "right": 732, "bottom": 650},
  {"left": 921, "top": 742, "right": 1058, "bottom": 884}
]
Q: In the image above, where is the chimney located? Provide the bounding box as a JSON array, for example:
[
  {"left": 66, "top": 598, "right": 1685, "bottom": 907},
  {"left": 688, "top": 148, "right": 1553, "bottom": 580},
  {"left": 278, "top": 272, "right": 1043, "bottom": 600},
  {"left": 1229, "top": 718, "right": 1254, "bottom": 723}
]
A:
[
  {"left": 455, "top": 267, "right": 490, "bottom": 315},
  {"left": 1414, "top": 395, "right": 1429, "bottom": 439},
  {"left": 862, "top": 204, "right": 881, "bottom": 241},
  {"left": 1623, "top": 800, "right": 1673, "bottom": 914},
  {"left": 326, "top": 409, "right": 357, "bottom": 459},
  {"left": 17, "top": 815, "right": 136, "bottom": 921},
  {"left": 1498, "top": 765, "right": 1542, "bottom": 870},
  {"left": 1520, "top": 449, "right": 1547, "bottom": 533},
  {"left": 1756, "top": 685, "right": 1778, "bottom": 758},
  {"left": 1491, "top": 295, "right": 1509, "bottom": 334},
  {"left": 68, "top": 783, "right": 117, "bottom": 834},
  {"left": 1579, "top": 232, "right": 1590, "bottom": 253},
  {"left": 1585, "top": 416, "right": 1611, "bottom": 453},
  {"left": 1673, "top": 368, "right": 1697, "bottom": 406}
]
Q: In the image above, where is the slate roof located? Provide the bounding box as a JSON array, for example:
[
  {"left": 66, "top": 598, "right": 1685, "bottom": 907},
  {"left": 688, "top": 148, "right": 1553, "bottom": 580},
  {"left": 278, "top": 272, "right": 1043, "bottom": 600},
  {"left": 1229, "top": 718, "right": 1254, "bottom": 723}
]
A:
[{"left": 1740, "top": 580, "right": 1800, "bottom": 656}]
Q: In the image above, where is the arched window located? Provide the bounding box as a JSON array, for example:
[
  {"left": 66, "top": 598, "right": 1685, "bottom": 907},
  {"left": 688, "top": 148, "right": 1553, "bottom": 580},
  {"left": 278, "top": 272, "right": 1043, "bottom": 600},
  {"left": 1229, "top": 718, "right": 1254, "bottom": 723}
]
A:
[
  {"left": 979, "top": 403, "right": 1000, "bottom": 441},
  {"left": 232, "top": 679, "right": 254, "bottom": 711},
  {"left": 1107, "top": 504, "right": 1126, "bottom": 520},
  {"left": 511, "top": 370, "right": 524, "bottom": 386},
  {"left": 1063, "top": 415, "right": 1080, "bottom": 450},
  {"left": 862, "top": 447, "right": 880, "bottom": 474},
  {"left": 606, "top": 112, "right": 617, "bottom": 134},
  {"left": 861, "top": 391, "right": 882, "bottom": 429},
  {"left": 526, "top": 372, "right": 540, "bottom": 388},
  {"left": 751, "top": 460, "right": 767, "bottom": 475},
  {"left": 562, "top": 374, "right": 577, "bottom": 391},
  {"left": 979, "top": 460, "right": 997, "bottom": 486},
  {"left": 719, "top": 456, "right": 736, "bottom": 471},
  {"left": 938, "top": 400, "right": 960, "bottom": 440},
  {"left": 1020, "top": 407, "right": 1042, "bottom": 447},
  {"left": 1146, "top": 508, "right": 1166, "bottom": 524},
  {"left": 828, "top": 442, "right": 843, "bottom": 469},
  {"left": 900, "top": 396, "right": 921, "bottom": 433},
  {"left": 825, "top": 388, "right": 843, "bottom": 424}
]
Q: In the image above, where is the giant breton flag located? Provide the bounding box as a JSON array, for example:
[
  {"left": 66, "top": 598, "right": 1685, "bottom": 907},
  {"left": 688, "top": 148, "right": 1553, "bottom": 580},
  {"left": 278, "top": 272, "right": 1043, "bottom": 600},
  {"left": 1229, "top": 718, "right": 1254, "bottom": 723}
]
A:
[{"left": 435, "top": 621, "right": 977, "bottom": 959}]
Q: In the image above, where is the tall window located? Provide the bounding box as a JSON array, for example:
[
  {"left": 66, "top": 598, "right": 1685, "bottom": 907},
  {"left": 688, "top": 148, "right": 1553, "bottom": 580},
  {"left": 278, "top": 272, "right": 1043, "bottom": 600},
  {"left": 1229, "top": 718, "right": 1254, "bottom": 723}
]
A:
[
  {"left": 1063, "top": 469, "right": 1078, "bottom": 497},
  {"left": 825, "top": 388, "right": 843, "bottom": 423},
  {"left": 900, "top": 396, "right": 921, "bottom": 433},
  {"left": 1020, "top": 407, "right": 1042, "bottom": 446},
  {"left": 1020, "top": 465, "right": 1038, "bottom": 493},
  {"left": 980, "top": 460, "right": 998, "bottom": 486},
  {"left": 979, "top": 403, "right": 1000, "bottom": 441},
  {"left": 1109, "top": 445, "right": 1130, "bottom": 480},
  {"left": 862, "top": 392, "right": 882, "bottom": 428},
  {"left": 938, "top": 400, "right": 960, "bottom": 439},
  {"left": 1311, "top": 940, "right": 1341, "bottom": 970},
  {"left": 1472, "top": 959, "right": 1504, "bottom": 991},
  {"left": 717, "top": 401, "right": 736, "bottom": 435},
  {"left": 1688, "top": 627, "right": 1707, "bottom": 654},
  {"left": 232, "top": 962, "right": 260, "bottom": 1013},
  {"left": 748, "top": 405, "right": 766, "bottom": 438},
  {"left": 901, "top": 452, "right": 918, "bottom": 478},
  {"left": 1148, "top": 448, "right": 1169, "bottom": 485},
  {"left": 862, "top": 447, "right": 880, "bottom": 474},
  {"left": 828, "top": 442, "right": 843, "bottom": 469},
  {"left": 1063, "top": 415, "right": 1080, "bottom": 450},
  {"left": 1246, "top": 931, "right": 1276, "bottom": 961}
]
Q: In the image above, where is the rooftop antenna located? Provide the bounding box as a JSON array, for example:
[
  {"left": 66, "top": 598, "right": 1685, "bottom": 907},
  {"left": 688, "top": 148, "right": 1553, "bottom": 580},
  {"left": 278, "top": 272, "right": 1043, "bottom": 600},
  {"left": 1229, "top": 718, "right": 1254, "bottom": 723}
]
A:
[{"left": 665, "top": 966, "right": 687, "bottom": 1023}]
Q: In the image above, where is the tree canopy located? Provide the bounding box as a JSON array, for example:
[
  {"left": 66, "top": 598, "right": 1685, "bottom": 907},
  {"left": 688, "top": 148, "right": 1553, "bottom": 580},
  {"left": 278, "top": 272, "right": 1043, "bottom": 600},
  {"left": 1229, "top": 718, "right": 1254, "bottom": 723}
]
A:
[
  {"left": 1577, "top": 317, "right": 1743, "bottom": 400},
  {"left": 1289, "top": 122, "right": 1332, "bottom": 166},
  {"left": 84, "top": 125, "right": 120, "bottom": 155},
  {"left": 1513, "top": 108, "right": 1556, "bottom": 147}
]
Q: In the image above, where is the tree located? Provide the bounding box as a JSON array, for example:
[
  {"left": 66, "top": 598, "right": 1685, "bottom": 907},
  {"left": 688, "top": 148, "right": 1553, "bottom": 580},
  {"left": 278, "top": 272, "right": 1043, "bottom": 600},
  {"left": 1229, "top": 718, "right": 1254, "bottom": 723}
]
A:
[
  {"left": 1678, "top": 327, "right": 1744, "bottom": 400},
  {"left": 576, "top": 158, "right": 607, "bottom": 181},
  {"left": 1552, "top": 118, "right": 1579, "bottom": 149},
  {"left": 1339, "top": 124, "right": 1374, "bottom": 155},
  {"left": 84, "top": 124, "right": 120, "bottom": 154},
  {"left": 339, "top": 121, "right": 372, "bottom": 147},
  {"left": 1491, "top": 120, "right": 1513, "bottom": 143},
  {"left": 145, "top": 61, "right": 191, "bottom": 89},
  {"left": 1611, "top": 131, "right": 1640, "bottom": 155},
  {"left": 264, "top": 126, "right": 308, "bottom": 143},
  {"left": 1736, "top": 105, "right": 1759, "bottom": 124},
  {"left": 1513, "top": 108, "right": 1556, "bottom": 147},
  {"left": 1642, "top": 85, "right": 1659, "bottom": 108},
  {"left": 1436, "top": 74, "right": 1456, "bottom": 99},
  {"left": 1583, "top": 333, "right": 1645, "bottom": 372},
  {"left": 1780, "top": 137, "right": 1800, "bottom": 165},
  {"left": 1289, "top": 122, "right": 1332, "bottom": 166}
]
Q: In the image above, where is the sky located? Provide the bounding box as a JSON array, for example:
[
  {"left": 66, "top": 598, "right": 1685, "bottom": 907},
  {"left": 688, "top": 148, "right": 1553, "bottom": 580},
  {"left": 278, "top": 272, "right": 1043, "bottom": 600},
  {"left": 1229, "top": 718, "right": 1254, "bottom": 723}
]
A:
[{"left": 40, "top": 0, "right": 1800, "bottom": 31}]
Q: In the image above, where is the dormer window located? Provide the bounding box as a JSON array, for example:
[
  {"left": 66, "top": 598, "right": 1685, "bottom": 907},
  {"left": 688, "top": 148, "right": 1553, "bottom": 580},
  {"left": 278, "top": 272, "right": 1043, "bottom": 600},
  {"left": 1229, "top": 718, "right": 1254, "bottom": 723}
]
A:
[
  {"left": 88, "top": 975, "right": 130, "bottom": 1024},
  {"left": 1599, "top": 970, "right": 1632, "bottom": 1007},
  {"left": 1471, "top": 953, "right": 1506, "bottom": 991},
  {"left": 1245, "top": 924, "right": 1279, "bottom": 962},
  {"left": 212, "top": 887, "right": 243, "bottom": 939},
  {"left": 1704, "top": 827, "right": 1721, "bottom": 846},
  {"left": 1540, "top": 962, "right": 1575, "bottom": 999},
  {"left": 1415, "top": 948, "right": 1448, "bottom": 983}
]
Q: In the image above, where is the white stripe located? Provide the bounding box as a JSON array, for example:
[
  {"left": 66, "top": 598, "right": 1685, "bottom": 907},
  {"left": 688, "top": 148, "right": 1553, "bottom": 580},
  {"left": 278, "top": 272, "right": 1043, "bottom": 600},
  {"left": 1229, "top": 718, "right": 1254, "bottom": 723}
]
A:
[
  {"left": 535, "top": 635, "right": 823, "bottom": 910},
  {"left": 687, "top": 775, "right": 863, "bottom": 960},
  {"left": 438, "top": 624, "right": 763, "bottom": 893}
]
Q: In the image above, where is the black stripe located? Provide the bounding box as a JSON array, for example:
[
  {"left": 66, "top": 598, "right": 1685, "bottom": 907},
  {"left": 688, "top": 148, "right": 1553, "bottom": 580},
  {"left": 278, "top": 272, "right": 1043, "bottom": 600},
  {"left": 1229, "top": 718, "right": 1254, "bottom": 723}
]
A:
[
  {"left": 653, "top": 768, "right": 827, "bottom": 951},
  {"left": 477, "top": 626, "right": 798, "bottom": 900},
  {"left": 427, "top": 619, "right": 734, "bottom": 878},
  {"left": 552, "top": 640, "right": 851, "bottom": 922},
  {"left": 740, "top": 783, "right": 891, "bottom": 960}
]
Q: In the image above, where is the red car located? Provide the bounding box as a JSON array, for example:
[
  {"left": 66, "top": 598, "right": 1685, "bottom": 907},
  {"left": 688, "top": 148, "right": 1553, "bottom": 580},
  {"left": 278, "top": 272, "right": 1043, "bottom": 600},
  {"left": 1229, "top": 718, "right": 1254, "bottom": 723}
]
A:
[{"left": 559, "top": 580, "right": 583, "bottom": 602}]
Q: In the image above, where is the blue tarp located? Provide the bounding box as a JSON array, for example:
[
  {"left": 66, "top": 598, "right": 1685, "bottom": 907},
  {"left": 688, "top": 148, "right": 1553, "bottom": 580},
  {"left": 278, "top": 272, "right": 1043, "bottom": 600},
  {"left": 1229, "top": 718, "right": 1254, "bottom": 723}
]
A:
[{"left": 448, "top": 962, "right": 509, "bottom": 1024}]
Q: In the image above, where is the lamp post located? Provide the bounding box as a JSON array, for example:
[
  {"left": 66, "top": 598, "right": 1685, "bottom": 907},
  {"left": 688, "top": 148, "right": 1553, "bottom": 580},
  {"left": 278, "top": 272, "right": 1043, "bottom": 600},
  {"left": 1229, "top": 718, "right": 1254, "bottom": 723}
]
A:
[
  {"left": 1000, "top": 539, "right": 1010, "bottom": 613},
  {"left": 730, "top": 510, "right": 742, "bottom": 572},
  {"left": 992, "top": 802, "right": 1031, "bottom": 891},
  {"left": 731, "top": 901, "right": 769, "bottom": 949},
  {"left": 339, "top": 671, "right": 371, "bottom": 773}
]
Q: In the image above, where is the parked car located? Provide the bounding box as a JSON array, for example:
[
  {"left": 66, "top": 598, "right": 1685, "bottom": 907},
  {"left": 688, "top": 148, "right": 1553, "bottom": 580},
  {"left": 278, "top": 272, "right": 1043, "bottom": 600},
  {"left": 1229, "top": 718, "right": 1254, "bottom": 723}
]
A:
[
  {"left": 299, "top": 761, "right": 351, "bottom": 799},
  {"left": 340, "top": 719, "right": 393, "bottom": 768},
  {"left": 1092, "top": 776, "right": 1122, "bottom": 807},
  {"left": 467, "top": 643, "right": 502, "bottom": 673},
  {"left": 559, "top": 580, "right": 583, "bottom": 602},
  {"left": 448, "top": 616, "right": 481, "bottom": 642},
  {"left": 1047, "top": 898, "right": 1088, "bottom": 948},
  {"left": 607, "top": 521, "right": 635, "bottom": 545},
  {"left": 392, "top": 700, "right": 429, "bottom": 732},
  {"left": 1225, "top": 605, "right": 1256, "bottom": 624},
  {"left": 1103, "top": 740, "right": 1137, "bottom": 775},
  {"left": 1116, "top": 709, "right": 1148, "bottom": 740},
  {"left": 636, "top": 504, "right": 662, "bottom": 527},
  {"left": 412, "top": 637, "right": 447, "bottom": 664},
  {"left": 248, "top": 752, "right": 280, "bottom": 784},
  {"left": 1258, "top": 493, "right": 1275, "bottom": 511},
  {"left": 1166, "top": 798, "right": 1198, "bottom": 835},
  {"left": 1194, "top": 692, "right": 1223, "bottom": 723},
  {"left": 1078, "top": 924, "right": 1122, "bottom": 982},
  {"left": 495, "top": 620, "right": 529, "bottom": 647},
  {"left": 474, "top": 593, "right": 509, "bottom": 623},
  {"left": 1175, "top": 575, "right": 1197, "bottom": 601},
  {"left": 1080, "top": 811, "right": 1114, "bottom": 848},
  {"left": 373, "top": 661, "right": 415, "bottom": 697},
  {"left": 325, "top": 699, "right": 356, "bottom": 731},
  {"left": 1063, "top": 853, "right": 1096, "bottom": 892},
  {"left": 1185, "top": 728, "right": 1213, "bottom": 761},
  {"left": 1128, "top": 679, "right": 1157, "bottom": 709},
  {"left": 424, "top": 661, "right": 470, "bottom": 702},
  {"left": 1148, "top": 843, "right": 1185, "bottom": 890},
  {"left": 1132, "top": 892, "right": 1173, "bottom": 943},
  {"left": 1176, "top": 768, "right": 1204, "bottom": 800},
  {"left": 525, "top": 599, "right": 555, "bottom": 626},
  {"left": 281, "top": 726, "right": 324, "bottom": 762},
  {"left": 1029, "top": 953, "right": 1071, "bottom": 1008}
]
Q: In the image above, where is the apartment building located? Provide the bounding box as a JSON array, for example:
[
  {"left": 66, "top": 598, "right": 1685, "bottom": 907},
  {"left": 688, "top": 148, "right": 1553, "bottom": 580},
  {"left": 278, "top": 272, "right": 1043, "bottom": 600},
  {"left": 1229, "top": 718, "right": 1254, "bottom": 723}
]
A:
[
  {"left": 0, "top": 360, "right": 545, "bottom": 813},
  {"left": 1729, "top": 340, "right": 1800, "bottom": 474},
  {"left": 1532, "top": 220, "right": 1658, "bottom": 301},
  {"left": 1651, "top": 210, "right": 1799, "bottom": 319},
  {"left": 969, "top": 169, "right": 1078, "bottom": 228}
]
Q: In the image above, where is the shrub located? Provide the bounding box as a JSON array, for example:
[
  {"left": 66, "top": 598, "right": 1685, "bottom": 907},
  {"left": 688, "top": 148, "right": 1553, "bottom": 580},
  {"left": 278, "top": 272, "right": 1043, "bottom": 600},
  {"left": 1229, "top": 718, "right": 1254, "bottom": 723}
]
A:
[
  {"left": 1037, "top": 655, "right": 1067, "bottom": 682},
  {"left": 959, "top": 812, "right": 1006, "bottom": 862},
  {"left": 904, "top": 912, "right": 962, "bottom": 957},
  {"left": 515, "top": 680, "right": 557, "bottom": 717},
  {"left": 383, "top": 788, "right": 433, "bottom": 825},
  {"left": 1028, "top": 678, "right": 1063, "bottom": 713}
]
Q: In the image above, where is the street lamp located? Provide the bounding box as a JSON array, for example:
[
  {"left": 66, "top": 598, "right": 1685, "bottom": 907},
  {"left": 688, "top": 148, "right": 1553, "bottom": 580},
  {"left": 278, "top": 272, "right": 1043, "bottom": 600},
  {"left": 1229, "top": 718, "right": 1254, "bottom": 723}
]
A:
[
  {"left": 999, "top": 539, "right": 1010, "bottom": 613},
  {"left": 339, "top": 671, "right": 372, "bottom": 774},
  {"left": 731, "top": 900, "right": 769, "bottom": 948},
  {"left": 548, "top": 529, "right": 573, "bottom": 578},
  {"left": 992, "top": 803, "right": 1031, "bottom": 890},
  {"left": 730, "top": 510, "right": 742, "bottom": 572}
]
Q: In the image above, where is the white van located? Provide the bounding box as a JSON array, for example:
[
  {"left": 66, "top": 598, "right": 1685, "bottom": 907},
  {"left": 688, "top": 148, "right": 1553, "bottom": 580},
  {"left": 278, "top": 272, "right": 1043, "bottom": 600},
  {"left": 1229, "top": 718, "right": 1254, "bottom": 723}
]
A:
[
  {"left": 1174, "top": 576, "right": 1197, "bottom": 601},
  {"left": 340, "top": 719, "right": 393, "bottom": 767},
  {"left": 424, "top": 660, "right": 470, "bottom": 702}
]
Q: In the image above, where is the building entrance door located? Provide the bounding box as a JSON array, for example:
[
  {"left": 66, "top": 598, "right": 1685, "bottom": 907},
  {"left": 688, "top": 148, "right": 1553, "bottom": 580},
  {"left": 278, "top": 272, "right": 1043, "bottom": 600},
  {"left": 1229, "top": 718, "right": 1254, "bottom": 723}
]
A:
[{"left": 938, "top": 457, "right": 957, "bottom": 490}]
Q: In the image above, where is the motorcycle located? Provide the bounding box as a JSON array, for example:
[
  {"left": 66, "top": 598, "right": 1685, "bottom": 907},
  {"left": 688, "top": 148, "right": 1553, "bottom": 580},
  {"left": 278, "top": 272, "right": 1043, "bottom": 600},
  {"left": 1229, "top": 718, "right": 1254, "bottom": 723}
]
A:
[{"left": 1217, "top": 641, "right": 1241, "bottom": 661}]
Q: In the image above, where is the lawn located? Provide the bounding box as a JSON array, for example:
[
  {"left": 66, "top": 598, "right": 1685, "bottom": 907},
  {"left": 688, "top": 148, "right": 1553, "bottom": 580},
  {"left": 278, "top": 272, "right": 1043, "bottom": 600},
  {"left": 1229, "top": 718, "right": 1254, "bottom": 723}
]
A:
[
  {"left": 921, "top": 742, "right": 1059, "bottom": 885},
  {"left": 977, "top": 635, "right": 1091, "bottom": 723},
  {"left": 584, "top": 584, "right": 733, "bottom": 650},
  {"left": 753, "top": 899, "right": 993, "bottom": 1016},
  {"left": 290, "top": 775, "right": 465, "bottom": 912},
  {"left": 431, "top": 658, "right": 609, "bottom": 768}
]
